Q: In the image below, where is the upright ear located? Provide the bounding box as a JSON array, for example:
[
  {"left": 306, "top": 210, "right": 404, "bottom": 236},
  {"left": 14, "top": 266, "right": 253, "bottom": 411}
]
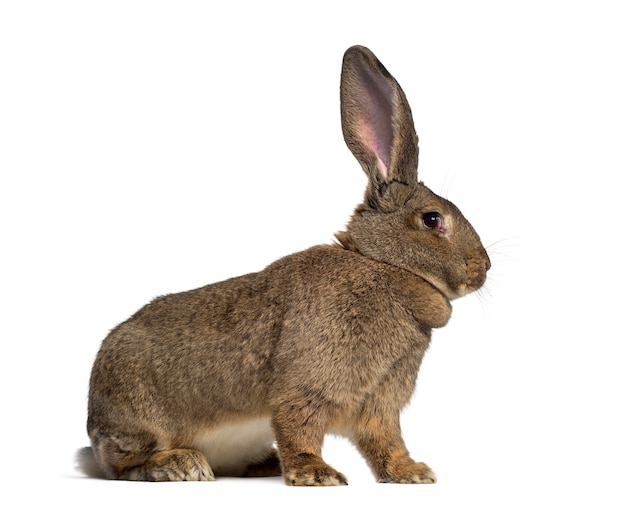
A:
[{"left": 340, "top": 46, "right": 419, "bottom": 208}]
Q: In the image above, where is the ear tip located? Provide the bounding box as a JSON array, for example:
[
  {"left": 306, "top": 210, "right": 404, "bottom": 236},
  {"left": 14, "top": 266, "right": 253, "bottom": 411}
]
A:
[
  {"left": 345, "top": 44, "right": 370, "bottom": 54},
  {"left": 343, "top": 45, "right": 374, "bottom": 63}
]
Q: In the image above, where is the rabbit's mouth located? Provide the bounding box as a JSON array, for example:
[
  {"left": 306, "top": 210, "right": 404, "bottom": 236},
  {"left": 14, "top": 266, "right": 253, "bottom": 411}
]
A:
[
  {"left": 418, "top": 256, "right": 489, "bottom": 301},
  {"left": 454, "top": 256, "right": 490, "bottom": 298}
]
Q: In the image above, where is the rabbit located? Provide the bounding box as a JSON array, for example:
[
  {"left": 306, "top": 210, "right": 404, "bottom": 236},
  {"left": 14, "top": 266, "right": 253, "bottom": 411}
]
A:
[{"left": 78, "top": 45, "right": 490, "bottom": 486}]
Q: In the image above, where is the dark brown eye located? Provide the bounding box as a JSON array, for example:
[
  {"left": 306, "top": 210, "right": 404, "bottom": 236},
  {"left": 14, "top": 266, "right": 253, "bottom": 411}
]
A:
[{"left": 422, "top": 212, "right": 443, "bottom": 231}]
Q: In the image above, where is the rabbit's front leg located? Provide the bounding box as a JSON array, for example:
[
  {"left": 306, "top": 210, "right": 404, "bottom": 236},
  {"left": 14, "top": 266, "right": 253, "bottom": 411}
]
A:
[
  {"left": 272, "top": 402, "right": 348, "bottom": 486},
  {"left": 352, "top": 408, "right": 436, "bottom": 484}
]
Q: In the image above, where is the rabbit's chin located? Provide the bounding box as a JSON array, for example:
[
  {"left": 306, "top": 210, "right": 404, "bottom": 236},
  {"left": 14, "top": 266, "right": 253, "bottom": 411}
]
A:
[
  {"left": 421, "top": 275, "right": 480, "bottom": 301},
  {"left": 449, "top": 284, "right": 476, "bottom": 300}
]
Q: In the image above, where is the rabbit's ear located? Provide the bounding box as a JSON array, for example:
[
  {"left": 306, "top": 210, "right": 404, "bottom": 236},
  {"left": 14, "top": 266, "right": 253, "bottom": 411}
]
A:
[{"left": 340, "top": 46, "right": 419, "bottom": 207}]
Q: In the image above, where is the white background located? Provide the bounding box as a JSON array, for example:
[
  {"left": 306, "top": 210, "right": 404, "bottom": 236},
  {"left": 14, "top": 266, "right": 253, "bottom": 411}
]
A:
[{"left": 1, "top": 1, "right": 625, "bottom": 505}]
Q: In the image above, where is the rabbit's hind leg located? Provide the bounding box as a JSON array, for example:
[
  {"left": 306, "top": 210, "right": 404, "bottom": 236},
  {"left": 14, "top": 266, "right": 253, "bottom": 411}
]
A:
[{"left": 91, "top": 430, "right": 214, "bottom": 482}]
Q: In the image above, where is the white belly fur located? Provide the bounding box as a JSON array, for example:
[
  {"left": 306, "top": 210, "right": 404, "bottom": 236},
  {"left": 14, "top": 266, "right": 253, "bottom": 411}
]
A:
[{"left": 191, "top": 416, "right": 275, "bottom": 476}]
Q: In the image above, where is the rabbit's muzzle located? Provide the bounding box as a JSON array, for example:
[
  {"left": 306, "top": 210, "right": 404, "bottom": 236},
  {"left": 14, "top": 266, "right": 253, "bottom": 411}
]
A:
[{"left": 458, "top": 251, "right": 490, "bottom": 296}]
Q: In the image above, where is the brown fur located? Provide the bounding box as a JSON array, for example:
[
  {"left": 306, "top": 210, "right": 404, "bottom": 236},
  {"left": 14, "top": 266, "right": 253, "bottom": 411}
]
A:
[{"left": 79, "top": 46, "right": 490, "bottom": 486}]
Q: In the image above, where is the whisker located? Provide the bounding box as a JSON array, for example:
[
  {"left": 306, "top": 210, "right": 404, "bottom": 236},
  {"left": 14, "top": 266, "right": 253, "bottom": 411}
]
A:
[
  {"left": 441, "top": 170, "right": 453, "bottom": 199},
  {"left": 472, "top": 236, "right": 526, "bottom": 319},
  {"left": 485, "top": 237, "right": 526, "bottom": 267},
  {"left": 486, "top": 236, "right": 524, "bottom": 252},
  {"left": 474, "top": 283, "right": 496, "bottom": 320}
]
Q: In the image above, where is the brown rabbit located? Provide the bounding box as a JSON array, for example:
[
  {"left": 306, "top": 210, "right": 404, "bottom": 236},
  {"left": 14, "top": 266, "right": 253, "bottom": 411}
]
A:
[{"left": 78, "top": 45, "right": 490, "bottom": 486}]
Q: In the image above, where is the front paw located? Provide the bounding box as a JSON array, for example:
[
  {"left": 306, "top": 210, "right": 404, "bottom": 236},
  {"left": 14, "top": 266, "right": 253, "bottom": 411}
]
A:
[
  {"left": 378, "top": 461, "right": 436, "bottom": 484},
  {"left": 284, "top": 463, "right": 348, "bottom": 486}
]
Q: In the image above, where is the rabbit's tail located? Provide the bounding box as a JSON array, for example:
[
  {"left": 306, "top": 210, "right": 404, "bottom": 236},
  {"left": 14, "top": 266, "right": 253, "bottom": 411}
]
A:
[{"left": 76, "top": 446, "right": 107, "bottom": 479}]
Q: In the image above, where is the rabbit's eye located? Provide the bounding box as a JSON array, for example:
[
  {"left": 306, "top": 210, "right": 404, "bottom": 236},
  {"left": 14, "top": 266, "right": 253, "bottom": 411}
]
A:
[{"left": 423, "top": 212, "right": 444, "bottom": 232}]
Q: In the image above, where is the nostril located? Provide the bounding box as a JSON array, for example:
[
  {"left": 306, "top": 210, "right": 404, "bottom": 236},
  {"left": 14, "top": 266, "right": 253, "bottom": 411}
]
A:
[{"left": 485, "top": 257, "right": 492, "bottom": 271}]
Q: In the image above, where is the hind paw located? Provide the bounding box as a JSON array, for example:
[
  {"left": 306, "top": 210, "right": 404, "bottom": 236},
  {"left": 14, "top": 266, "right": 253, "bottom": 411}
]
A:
[{"left": 121, "top": 449, "right": 214, "bottom": 482}]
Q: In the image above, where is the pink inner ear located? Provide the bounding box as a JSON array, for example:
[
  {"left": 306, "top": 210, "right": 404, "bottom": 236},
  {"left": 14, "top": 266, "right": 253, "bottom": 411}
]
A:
[
  {"left": 357, "top": 118, "right": 391, "bottom": 180},
  {"left": 354, "top": 65, "right": 395, "bottom": 182}
]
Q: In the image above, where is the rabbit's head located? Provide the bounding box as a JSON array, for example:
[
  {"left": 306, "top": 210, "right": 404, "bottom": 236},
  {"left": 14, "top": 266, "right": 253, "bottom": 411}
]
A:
[{"left": 336, "top": 46, "right": 490, "bottom": 300}]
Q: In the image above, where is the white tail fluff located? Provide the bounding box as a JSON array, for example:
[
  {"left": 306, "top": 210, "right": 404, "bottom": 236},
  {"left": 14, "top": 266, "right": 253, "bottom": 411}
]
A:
[{"left": 76, "top": 447, "right": 107, "bottom": 479}]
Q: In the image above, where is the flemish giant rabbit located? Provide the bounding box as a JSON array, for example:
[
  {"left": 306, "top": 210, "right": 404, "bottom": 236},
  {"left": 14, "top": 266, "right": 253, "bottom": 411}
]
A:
[{"left": 78, "top": 45, "right": 490, "bottom": 486}]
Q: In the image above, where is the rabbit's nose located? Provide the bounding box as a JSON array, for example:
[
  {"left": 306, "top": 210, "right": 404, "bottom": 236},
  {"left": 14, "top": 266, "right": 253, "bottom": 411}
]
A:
[{"left": 485, "top": 256, "right": 491, "bottom": 272}]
